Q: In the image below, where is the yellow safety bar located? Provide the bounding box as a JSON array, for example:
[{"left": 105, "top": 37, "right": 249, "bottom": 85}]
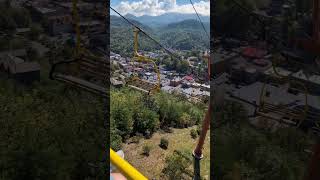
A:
[{"left": 110, "top": 148, "right": 148, "bottom": 180}]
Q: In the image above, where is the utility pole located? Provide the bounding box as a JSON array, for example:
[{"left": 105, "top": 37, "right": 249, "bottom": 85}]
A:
[
  {"left": 305, "top": 137, "right": 320, "bottom": 180},
  {"left": 192, "top": 52, "right": 211, "bottom": 180}
]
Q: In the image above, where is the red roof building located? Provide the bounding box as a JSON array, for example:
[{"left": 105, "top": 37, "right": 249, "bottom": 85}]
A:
[
  {"left": 183, "top": 75, "right": 194, "bottom": 81},
  {"left": 242, "top": 47, "right": 267, "bottom": 59}
]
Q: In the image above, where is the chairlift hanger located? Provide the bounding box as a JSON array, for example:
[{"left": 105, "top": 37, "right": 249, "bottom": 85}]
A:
[
  {"left": 126, "top": 28, "right": 161, "bottom": 95},
  {"left": 49, "top": 0, "right": 108, "bottom": 98}
]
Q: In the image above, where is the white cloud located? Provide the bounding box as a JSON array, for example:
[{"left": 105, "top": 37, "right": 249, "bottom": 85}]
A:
[{"left": 114, "top": 0, "right": 210, "bottom": 16}]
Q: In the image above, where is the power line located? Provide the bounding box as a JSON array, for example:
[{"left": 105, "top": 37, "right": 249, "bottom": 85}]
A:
[
  {"left": 189, "top": 0, "right": 209, "bottom": 39},
  {"left": 110, "top": 6, "right": 178, "bottom": 58}
]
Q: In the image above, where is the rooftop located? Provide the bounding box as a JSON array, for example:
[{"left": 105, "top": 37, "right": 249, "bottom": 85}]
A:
[
  {"left": 292, "top": 70, "right": 320, "bottom": 85},
  {"left": 264, "top": 67, "right": 292, "bottom": 77},
  {"left": 15, "top": 62, "right": 41, "bottom": 73},
  {"left": 35, "top": 7, "right": 56, "bottom": 14}
]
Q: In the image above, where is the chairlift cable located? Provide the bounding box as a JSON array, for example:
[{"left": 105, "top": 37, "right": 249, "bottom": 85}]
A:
[
  {"left": 189, "top": 0, "right": 210, "bottom": 39},
  {"left": 110, "top": 6, "right": 179, "bottom": 58}
]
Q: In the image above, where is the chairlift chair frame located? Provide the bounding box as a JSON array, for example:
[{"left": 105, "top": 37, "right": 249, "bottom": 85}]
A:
[
  {"left": 126, "top": 28, "right": 161, "bottom": 95},
  {"left": 49, "top": 0, "right": 108, "bottom": 98}
]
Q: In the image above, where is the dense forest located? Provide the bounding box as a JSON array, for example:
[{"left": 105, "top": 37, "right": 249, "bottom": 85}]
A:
[
  {"left": 0, "top": 78, "right": 107, "bottom": 179},
  {"left": 0, "top": 3, "right": 107, "bottom": 178},
  {"left": 110, "top": 15, "right": 210, "bottom": 57},
  {"left": 110, "top": 88, "right": 206, "bottom": 151}
]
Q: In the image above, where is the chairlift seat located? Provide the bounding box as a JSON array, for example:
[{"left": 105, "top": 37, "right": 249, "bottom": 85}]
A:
[
  {"left": 127, "top": 77, "right": 159, "bottom": 94},
  {"left": 50, "top": 53, "right": 108, "bottom": 97}
]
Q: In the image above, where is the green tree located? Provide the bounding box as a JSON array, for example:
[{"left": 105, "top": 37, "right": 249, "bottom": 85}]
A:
[
  {"left": 162, "top": 150, "right": 192, "bottom": 180},
  {"left": 190, "top": 129, "right": 198, "bottom": 139},
  {"left": 178, "top": 113, "right": 191, "bottom": 128},
  {"left": 0, "top": 79, "right": 106, "bottom": 179},
  {"left": 160, "top": 138, "right": 169, "bottom": 150},
  {"left": 177, "top": 60, "right": 190, "bottom": 74},
  {"left": 12, "top": 8, "right": 31, "bottom": 28},
  {"left": 112, "top": 106, "right": 134, "bottom": 138},
  {"left": 29, "top": 24, "right": 43, "bottom": 40},
  {"left": 27, "top": 47, "right": 39, "bottom": 61},
  {"left": 133, "top": 108, "right": 159, "bottom": 135}
]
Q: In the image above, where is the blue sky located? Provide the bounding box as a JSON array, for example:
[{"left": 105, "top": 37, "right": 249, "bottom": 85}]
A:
[{"left": 110, "top": 0, "right": 210, "bottom": 16}]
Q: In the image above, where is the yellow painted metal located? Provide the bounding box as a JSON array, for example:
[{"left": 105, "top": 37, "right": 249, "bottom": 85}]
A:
[
  {"left": 110, "top": 149, "right": 148, "bottom": 180},
  {"left": 131, "top": 28, "right": 161, "bottom": 93}
]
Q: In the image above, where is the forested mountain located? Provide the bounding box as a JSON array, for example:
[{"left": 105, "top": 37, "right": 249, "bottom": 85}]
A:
[
  {"left": 124, "top": 12, "right": 210, "bottom": 28},
  {"left": 111, "top": 16, "right": 210, "bottom": 56},
  {"left": 110, "top": 15, "right": 161, "bottom": 57},
  {"left": 157, "top": 19, "right": 209, "bottom": 50}
]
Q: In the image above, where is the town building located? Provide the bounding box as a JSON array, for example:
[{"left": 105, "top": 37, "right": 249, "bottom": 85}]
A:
[{"left": 0, "top": 54, "right": 40, "bottom": 84}]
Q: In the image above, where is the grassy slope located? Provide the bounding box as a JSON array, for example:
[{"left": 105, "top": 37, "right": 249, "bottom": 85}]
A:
[{"left": 122, "top": 126, "right": 210, "bottom": 179}]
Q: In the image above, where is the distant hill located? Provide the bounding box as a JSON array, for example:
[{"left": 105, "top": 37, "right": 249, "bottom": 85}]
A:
[
  {"left": 124, "top": 12, "right": 210, "bottom": 27},
  {"left": 110, "top": 15, "right": 160, "bottom": 57},
  {"left": 110, "top": 16, "right": 210, "bottom": 55},
  {"left": 165, "top": 19, "right": 210, "bottom": 31},
  {"left": 158, "top": 19, "right": 210, "bottom": 50}
]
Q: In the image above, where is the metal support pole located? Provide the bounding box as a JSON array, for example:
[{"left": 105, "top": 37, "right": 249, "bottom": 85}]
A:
[
  {"left": 313, "top": 0, "right": 320, "bottom": 43},
  {"left": 305, "top": 138, "right": 320, "bottom": 180},
  {"left": 192, "top": 107, "right": 210, "bottom": 180},
  {"left": 192, "top": 152, "right": 203, "bottom": 180}
]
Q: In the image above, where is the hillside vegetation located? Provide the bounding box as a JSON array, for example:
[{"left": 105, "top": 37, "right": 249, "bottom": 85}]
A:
[
  {"left": 0, "top": 78, "right": 106, "bottom": 179},
  {"left": 110, "top": 88, "right": 206, "bottom": 151},
  {"left": 110, "top": 15, "right": 210, "bottom": 56}
]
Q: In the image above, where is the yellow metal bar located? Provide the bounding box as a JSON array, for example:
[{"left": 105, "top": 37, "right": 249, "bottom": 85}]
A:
[
  {"left": 132, "top": 28, "right": 161, "bottom": 92},
  {"left": 110, "top": 149, "right": 148, "bottom": 180}
]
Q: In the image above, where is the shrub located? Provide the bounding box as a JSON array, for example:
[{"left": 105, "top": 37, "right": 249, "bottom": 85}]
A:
[
  {"left": 196, "top": 125, "right": 201, "bottom": 135},
  {"left": 111, "top": 133, "right": 122, "bottom": 152},
  {"left": 178, "top": 113, "right": 191, "bottom": 128},
  {"left": 131, "top": 136, "right": 141, "bottom": 144},
  {"left": 162, "top": 150, "right": 192, "bottom": 179},
  {"left": 190, "top": 129, "right": 198, "bottom": 139},
  {"left": 133, "top": 108, "right": 159, "bottom": 135},
  {"left": 142, "top": 144, "right": 151, "bottom": 156},
  {"left": 160, "top": 138, "right": 169, "bottom": 149},
  {"left": 189, "top": 107, "right": 203, "bottom": 125},
  {"left": 27, "top": 47, "right": 38, "bottom": 60},
  {"left": 29, "top": 24, "right": 43, "bottom": 40},
  {"left": 145, "top": 130, "right": 152, "bottom": 139}
]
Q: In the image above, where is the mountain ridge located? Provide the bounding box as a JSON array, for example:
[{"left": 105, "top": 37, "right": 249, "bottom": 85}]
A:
[
  {"left": 110, "top": 15, "right": 209, "bottom": 55},
  {"left": 124, "top": 12, "right": 210, "bottom": 27}
]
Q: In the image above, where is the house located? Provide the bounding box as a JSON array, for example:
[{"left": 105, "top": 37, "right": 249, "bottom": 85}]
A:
[
  {"left": 111, "top": 78, "right": 124, "bottom": 88},
  {"left": 124, "top": 65, "right": 133, "bottom": 73},
  {"left": 291, "top": 70, "right": 320, "bottom": 95},
  {"left": 170, "top": 77, "right": 182, "bottom": 87},
  {"left": 242, "top": 47, "right": 267, "bottom": 59},
  {"left": 212, "top": 50, "right": 238, "bottom": 75},
  {"left": 27, "top": 4, "right": 72, "bottom": 35},
  {"left": 183, "top": 75, "right": 194, "bottom": 82},
  {"left": 0, "top": 55, "right": 40, "bottom": 84},
  {"left": 0, "top": 49, "right": 27, "bottom": 59},
  {"left": 16, "top": 28, "right": 31, "bottom": 36}
]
